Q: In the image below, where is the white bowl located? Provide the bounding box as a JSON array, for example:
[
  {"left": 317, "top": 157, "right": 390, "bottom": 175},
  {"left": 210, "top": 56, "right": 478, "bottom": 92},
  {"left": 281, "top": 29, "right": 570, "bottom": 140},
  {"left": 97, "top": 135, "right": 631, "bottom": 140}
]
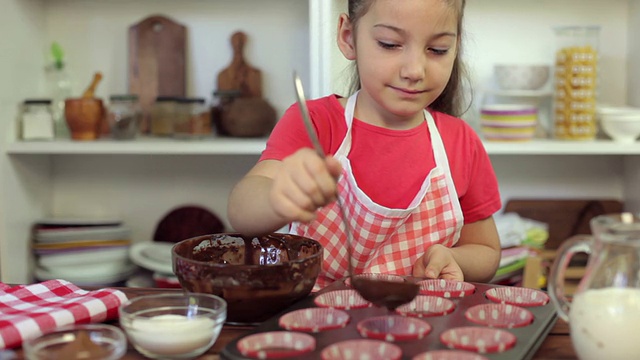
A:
[
  {"left": 119, "top": 293, "right": 227, "bottom": 359},
  {"left": 23, "top": 324, "right": 127, "bottom": 360},
  {"left": 494, "top": 64, "right": 551, "bottom": 90},
  {"left": 600, "top": 109, "right": 640, "bottom": 143}
]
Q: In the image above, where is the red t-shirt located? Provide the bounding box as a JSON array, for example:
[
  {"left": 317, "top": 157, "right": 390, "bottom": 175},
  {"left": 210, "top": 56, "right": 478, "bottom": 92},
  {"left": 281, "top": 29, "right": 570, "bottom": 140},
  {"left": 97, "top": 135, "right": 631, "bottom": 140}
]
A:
[{"left": 260, "top": 95, "right": 501, "bottom": 224}]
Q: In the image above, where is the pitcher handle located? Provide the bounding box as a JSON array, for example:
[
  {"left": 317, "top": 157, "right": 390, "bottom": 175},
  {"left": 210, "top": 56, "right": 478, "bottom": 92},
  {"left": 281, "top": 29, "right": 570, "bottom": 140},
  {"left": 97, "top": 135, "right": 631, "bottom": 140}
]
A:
[{"left": 547, "top": 235, "right": 592, "bottom": 322}]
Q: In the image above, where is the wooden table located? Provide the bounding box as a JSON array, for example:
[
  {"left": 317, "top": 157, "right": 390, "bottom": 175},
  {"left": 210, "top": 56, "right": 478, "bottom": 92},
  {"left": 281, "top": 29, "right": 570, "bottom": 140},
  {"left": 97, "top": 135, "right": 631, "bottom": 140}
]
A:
[{"left": 11, "top": 287, "right": 577, "bottom": 359}]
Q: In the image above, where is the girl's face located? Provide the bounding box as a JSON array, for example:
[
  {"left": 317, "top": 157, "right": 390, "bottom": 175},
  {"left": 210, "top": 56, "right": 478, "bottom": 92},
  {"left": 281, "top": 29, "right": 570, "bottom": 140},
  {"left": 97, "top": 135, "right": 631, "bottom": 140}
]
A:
[{"left": 338, "top": 0, "right": 460, "bottom": 128}]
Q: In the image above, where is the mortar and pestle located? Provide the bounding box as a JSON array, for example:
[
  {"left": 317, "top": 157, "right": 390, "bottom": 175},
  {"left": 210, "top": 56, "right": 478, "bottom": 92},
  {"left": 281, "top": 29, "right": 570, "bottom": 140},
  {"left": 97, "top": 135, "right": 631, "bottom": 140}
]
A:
[{"left": 64, "top": 72, "right": 105, "bottom": 140}]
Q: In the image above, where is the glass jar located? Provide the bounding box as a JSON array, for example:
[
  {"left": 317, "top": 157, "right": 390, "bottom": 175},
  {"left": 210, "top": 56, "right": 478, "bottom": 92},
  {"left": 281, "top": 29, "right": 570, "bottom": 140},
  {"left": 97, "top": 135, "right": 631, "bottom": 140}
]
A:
[
  {"left": 151, "top": 96, "right": 177, "bottom": 137},
  {"left": 173, "top": 97, "right": 211, "bottom": 139},
  {"left": 45, "top": 64, "right": 72, "bottom": 139},
  {"left": 553, "top": 26, "right": 600, "bottom": 140},
  {"left": 107, "top": 95, "right": 142, "bottom": 140},
  {"left": 21, "top": 99, "right": 54, "bottom": 140}
]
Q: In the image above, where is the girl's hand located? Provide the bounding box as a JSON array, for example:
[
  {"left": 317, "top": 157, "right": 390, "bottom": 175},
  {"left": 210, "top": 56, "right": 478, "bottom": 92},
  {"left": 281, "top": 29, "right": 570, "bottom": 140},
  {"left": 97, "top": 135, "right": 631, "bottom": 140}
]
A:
[
  {"left": 412, "top": 244, "right": 464, "bottom": 281},
  {"left": 270, "top": 148, "right": 342, "bottom": 223}
]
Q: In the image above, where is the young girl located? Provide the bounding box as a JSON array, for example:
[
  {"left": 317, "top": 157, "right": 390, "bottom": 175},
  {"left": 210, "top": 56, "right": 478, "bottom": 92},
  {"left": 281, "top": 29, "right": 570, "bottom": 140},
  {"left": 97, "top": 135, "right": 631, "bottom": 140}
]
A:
[{"left": 228, "top": 0, "right": 502, "bottom": 289}]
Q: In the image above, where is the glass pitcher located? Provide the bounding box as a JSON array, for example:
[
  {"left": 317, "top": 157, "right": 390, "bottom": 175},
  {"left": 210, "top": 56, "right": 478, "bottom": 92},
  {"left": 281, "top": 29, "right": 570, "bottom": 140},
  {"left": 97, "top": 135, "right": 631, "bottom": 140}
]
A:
[{"left": 548, "top": 213, "right": 640, "bottom": 360}]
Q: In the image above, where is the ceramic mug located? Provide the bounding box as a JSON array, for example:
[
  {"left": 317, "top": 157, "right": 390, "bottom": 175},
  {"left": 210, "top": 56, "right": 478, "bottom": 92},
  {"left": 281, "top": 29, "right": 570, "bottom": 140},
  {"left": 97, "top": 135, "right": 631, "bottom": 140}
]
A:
[{"left": 64, "top": 98, "right": 104, "bottom": 140}]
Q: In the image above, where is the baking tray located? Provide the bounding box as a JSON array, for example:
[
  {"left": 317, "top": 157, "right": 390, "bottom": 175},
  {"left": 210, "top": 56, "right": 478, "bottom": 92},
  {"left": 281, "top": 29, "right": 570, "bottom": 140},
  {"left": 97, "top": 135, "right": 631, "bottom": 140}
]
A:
[{"left": 221, "top": 278, "right": 557, "bottom": 360}]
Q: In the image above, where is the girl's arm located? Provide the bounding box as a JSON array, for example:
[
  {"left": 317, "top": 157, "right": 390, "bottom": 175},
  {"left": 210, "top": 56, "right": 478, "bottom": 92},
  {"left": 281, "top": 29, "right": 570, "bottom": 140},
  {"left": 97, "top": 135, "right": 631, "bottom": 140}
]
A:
[
  {"left": 413, "top": 216, "right": 501, "bottom": 282},
  {"left": 227, "top": 150, "right": 342, "bottom": 236},
  {"left": 227, "top": 160, "right": 288, "bottom": 236}
]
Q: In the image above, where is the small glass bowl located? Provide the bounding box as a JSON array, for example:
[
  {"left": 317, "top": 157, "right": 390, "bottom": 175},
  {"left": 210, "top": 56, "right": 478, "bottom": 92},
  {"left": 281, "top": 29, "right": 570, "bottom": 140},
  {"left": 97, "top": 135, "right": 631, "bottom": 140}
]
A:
[
  {"left": 23, "top": 324, "right": 126, "bottom": 360},
  {"left": 119, "top": 292, "right": 227, "bottom": 359}
]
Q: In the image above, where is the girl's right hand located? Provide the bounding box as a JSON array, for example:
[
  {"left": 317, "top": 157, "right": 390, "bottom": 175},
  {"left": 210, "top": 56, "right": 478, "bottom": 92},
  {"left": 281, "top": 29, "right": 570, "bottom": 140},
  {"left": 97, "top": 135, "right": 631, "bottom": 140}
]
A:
[{"left": 270, "top": 148, "right": 342, "bottom": 223}]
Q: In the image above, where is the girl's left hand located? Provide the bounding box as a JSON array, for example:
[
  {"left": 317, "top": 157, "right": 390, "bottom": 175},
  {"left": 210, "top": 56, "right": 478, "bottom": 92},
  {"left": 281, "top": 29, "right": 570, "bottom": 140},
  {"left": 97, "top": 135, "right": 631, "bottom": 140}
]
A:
[{"left": 412, "top": 244, "right": 464, "bottom": 281}]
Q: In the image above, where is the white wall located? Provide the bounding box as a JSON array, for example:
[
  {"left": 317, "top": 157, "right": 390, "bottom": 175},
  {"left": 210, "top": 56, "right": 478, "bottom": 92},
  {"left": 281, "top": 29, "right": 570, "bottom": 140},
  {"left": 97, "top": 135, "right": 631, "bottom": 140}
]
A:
[
  {"left": 629, "top": 0, "right": 640, "bottom": 107},
  {"left": 51, "top": 155, "right": 258, "bottom": 243},
  {"left": 42, "top": 0, "right": 309, "bottom": 117},
  {"left": 467, "top": 0, "right": 628, "bottom": 126},
  {"left": 0, "top": 0, "right": 51, "bottom": 282}
]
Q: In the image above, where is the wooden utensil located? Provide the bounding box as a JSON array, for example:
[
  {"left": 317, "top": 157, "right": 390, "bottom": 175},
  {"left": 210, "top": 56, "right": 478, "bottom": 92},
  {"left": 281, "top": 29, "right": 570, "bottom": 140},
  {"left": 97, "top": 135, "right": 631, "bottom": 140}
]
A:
[
  {"left": 82, "top": 72, "right": 103, "bottom": 98},
  {"left": 217, "top": 31, "right": 262, "bottom": 98},
  {"left": 128, "top": 15, "right": 186, "bottom": 132}
]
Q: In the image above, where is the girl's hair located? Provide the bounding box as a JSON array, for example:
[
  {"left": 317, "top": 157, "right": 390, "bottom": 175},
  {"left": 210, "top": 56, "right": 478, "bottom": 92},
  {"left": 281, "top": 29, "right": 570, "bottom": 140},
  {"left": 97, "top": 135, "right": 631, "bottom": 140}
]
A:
[{"left": 345, "top": 0, "right": 470, "bottom": 117}]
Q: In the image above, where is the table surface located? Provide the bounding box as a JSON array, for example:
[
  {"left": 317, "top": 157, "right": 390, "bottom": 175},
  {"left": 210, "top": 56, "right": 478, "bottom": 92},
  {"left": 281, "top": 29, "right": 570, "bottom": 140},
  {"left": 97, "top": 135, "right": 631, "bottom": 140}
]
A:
[{"left": 11, "top": 287, "right": 578, "bottom": 360}]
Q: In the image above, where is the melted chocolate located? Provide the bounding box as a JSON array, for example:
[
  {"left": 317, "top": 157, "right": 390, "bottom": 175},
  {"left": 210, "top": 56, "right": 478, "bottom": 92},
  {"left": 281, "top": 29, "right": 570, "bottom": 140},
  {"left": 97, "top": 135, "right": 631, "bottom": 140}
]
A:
[
  {"left": 173, "top": 233, "right": 322, "bottom": 324},
  {"left": 351, "top": 278, "right": 420, "bottom": 311}
]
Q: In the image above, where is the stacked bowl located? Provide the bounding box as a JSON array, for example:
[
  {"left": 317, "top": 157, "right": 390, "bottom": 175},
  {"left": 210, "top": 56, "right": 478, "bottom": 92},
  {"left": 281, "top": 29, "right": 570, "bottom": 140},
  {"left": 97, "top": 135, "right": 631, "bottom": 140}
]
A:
[
  {"left": 494, "top": 64, "right": 551, "bottom": 91},
  {"left": 32, "top": 218, "right": 135, "bottom": 286},
  {"left": 480, "top": 104, "right": 538, "bottom": 141}
]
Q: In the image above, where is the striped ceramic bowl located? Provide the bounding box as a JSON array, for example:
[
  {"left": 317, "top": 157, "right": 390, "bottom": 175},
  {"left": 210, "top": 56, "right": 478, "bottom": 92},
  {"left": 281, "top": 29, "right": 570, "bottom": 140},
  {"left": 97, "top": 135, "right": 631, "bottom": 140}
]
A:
[{"left": 480, "top": 104, "right": 538, "bottom": 141}]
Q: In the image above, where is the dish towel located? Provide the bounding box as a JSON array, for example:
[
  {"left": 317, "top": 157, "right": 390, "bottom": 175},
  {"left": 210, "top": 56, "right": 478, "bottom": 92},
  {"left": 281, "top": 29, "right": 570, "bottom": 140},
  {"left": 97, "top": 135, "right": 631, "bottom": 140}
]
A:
[{"left": 0, "top": 279, "right": 128, "bottom": 349}]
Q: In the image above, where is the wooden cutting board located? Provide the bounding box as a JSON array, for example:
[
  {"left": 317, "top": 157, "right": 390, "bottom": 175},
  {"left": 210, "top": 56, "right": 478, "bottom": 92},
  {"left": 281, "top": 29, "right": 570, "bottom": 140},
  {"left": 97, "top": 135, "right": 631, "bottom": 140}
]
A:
[
  {"left": 128, "top": 15, "right": 186, "bottom": 132},
  {"left": 217, "top": 31, "right": 262, "bottom": 98}
]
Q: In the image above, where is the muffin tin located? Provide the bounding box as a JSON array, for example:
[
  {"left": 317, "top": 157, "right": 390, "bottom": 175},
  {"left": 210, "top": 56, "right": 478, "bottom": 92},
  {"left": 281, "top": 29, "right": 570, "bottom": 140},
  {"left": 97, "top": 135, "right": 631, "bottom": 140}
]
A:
[{"left": 221, "top": 277, "right": 557, "bottom": 360}]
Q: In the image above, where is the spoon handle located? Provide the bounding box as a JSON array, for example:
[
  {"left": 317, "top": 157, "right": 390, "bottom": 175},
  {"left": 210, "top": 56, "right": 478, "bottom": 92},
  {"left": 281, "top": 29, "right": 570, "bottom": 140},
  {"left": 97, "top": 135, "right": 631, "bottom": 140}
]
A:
[
  {"left": 292, "top": 71, "right": 356, "bottom": 277},
  {"left": 293, "top": 72, "right": 325, "bottom": 158}
]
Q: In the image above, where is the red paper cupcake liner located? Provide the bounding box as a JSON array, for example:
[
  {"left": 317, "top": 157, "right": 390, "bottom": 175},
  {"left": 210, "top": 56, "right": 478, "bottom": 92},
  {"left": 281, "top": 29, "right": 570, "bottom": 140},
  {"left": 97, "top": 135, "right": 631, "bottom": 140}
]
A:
[
  {"left": 395, "top": 295, "right": 456, "bottom": 318},
  {"left": 278, "top": 307, "right": 350, "bottom": 332},
  {"left": 485, "top": 287, "right": 550, "bottom": 307},
  {"left": 465, "top": 303, "right": 534, "bottom": 328},
  {"left": 418, "top": 279, "right": 476, "bottom": 298},
  {"left": 440, "top": 326, "right": 517, "bottom": 354},
  {"left": 357, "top": 315, "right": 432, "bottom": 342},
  {"left": 237, "top": 331, "right": 315, "bottom": 359},
  {"left": 412, "top": 350, "right": 490, "bottom": 360},
  {"left": 314, "top": 289, "right": 372, "bottom": 310},
  {"left": 344, "top": 273, "right": 406, "bottom": 288},
  {"left": 321, "top": 339, "right": 402, "bottom": 360}
]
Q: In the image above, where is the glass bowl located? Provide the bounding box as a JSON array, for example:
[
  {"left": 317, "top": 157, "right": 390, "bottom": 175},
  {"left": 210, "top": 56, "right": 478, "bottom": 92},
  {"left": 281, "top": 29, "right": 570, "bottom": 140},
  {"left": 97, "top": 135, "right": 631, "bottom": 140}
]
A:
[
  {"left": 172, "top": 233, "right": 322, "bottom": 324},
  {"left": 23, "top": 323, "right": 126, "bottom": 360},
  {"left": 119, "top": 293, "right": 227, "bottom": 359}
]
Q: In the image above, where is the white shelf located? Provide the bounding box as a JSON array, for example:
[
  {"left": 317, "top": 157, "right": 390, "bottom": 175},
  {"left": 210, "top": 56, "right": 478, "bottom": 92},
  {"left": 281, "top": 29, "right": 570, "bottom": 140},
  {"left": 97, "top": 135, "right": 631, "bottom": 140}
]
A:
[
  {"left": 7, "top": 137, "right": 640, "bottom": 156},
  {"left": 484, "top": 89, "right": 553, "bottom": 98},
  {"left": 483, "top": 139, "right": 640, "bottom": 155},
  {"left": 6, "top": 137, "right": 267, "bottom": 155}
]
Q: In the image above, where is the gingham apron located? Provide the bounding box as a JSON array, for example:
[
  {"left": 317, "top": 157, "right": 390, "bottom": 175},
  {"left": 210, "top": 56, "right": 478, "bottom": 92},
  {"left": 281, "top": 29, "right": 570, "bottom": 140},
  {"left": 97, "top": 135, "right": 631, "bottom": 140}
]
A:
[{"left": 291, "top": 92, "right": 464, "bottom": 290}]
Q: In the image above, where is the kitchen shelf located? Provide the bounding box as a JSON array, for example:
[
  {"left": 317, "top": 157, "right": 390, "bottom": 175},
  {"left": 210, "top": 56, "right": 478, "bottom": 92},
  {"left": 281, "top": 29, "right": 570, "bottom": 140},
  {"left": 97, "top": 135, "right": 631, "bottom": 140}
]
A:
[
  {"left": 484, "top": 89, "right": 554, "bottom": 98},
  {"left": 483, "top": 139, "right": 640, "bottom": 155},
  {"left": 6, "top": 137, "right": 268, "bottom": 155},
  {"left": 7, "top": 137, "right": 640, "bottom": 156}
]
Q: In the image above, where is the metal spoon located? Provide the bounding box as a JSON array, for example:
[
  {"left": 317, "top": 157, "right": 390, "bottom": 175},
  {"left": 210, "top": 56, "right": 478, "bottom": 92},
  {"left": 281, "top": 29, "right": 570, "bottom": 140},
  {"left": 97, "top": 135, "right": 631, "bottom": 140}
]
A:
[{"left": 292, "top": 72, "right": 419, "bottom": 310}]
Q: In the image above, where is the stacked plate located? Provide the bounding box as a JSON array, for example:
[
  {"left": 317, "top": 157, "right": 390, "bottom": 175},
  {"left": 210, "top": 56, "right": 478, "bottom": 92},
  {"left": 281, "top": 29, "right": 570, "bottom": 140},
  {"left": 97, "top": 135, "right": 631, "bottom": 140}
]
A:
[
  {"left": 32, "top": 218, "right": 135, "bottom": 286},
  {"left": 480, "top": 104, "right": 538, "bottom": 141},
  {"left": 127, "top": 241, "right": 180, "bottom": 288}
]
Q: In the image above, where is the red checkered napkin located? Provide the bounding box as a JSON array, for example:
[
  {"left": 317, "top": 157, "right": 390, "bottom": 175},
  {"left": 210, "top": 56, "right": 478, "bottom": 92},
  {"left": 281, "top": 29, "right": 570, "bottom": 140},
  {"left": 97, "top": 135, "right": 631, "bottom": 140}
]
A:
[{"left": 0, "top": 279, "right": 128, "bottom": 349}]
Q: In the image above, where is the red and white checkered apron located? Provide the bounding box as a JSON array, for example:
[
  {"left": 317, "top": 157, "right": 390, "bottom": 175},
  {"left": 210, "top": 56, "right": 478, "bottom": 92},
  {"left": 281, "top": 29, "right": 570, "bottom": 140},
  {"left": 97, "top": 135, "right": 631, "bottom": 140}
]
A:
[{"left": 291, "top": 92, "right": 464, "bottom": 290}]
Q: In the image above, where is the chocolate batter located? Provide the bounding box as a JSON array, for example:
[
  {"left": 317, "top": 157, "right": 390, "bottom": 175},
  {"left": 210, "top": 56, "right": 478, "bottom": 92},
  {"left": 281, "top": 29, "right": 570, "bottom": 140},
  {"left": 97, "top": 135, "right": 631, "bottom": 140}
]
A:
[
  {"left": 173, "top": 233, "right": 322, "bottom": 324},
  {"left": 351, "top": 277, "right": 420, "bottom": 311}
]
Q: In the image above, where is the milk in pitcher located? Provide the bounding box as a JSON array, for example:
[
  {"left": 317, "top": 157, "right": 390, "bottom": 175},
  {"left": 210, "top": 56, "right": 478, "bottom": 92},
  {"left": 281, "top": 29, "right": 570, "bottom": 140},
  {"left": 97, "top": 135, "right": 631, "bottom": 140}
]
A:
[{"left": 570, "top": 287, "right": 640, "bottom": 360}]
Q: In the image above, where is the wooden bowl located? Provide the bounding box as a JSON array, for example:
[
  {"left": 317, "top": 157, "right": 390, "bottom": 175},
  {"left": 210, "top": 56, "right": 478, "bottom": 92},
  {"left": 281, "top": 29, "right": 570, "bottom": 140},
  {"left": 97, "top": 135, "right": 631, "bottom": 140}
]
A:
[{"left": 64, "top": 98, "right": 104, "bottom": 140}]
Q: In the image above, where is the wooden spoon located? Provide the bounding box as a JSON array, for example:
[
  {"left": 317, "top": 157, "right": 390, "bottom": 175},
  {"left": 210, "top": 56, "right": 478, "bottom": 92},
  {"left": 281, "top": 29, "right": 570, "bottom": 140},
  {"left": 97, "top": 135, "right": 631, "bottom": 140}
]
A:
[{"left": 82, "top": 72, "right": 103, "bottom": 98}]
